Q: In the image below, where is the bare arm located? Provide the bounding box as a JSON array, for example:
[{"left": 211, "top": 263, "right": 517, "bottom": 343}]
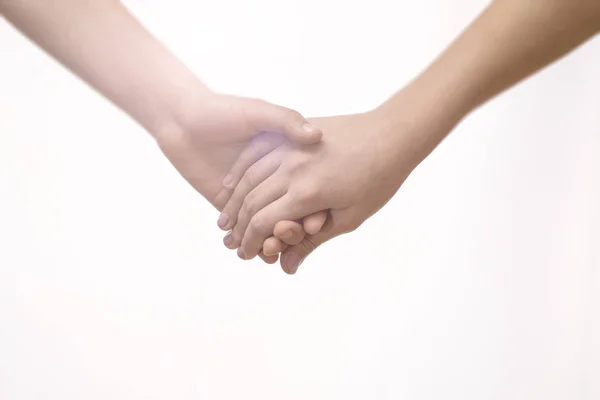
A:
[
  {"left": 1, "top": 0, "right": 325, "bottom": 265},
  {"left": 0, "top": 0, "right": 322, "bottom": 143},
  {"left": 220, "top": 0, "right": 600, "bottom": 272},
  {"left": 0, "top": 0, "right": 210, "bottom": 136},
  {"left": 389, "top": 0, "right": 600, "bottom": 163}
]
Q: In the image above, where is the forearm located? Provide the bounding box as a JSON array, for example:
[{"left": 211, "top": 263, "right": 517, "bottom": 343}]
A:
[
  {"left": 383, "top": 0, "right": 600, "bottom": 161},
  {"left": 0, "top": 0, "right": 210, "bottom": 136}
]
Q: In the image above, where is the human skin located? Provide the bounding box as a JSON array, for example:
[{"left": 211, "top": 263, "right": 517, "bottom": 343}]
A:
[
  {"left": 220, "top": 0, "right": 600, "bottom": 273},
  {"left": 0, "top": 0, "right": 328, "bottom": 264}
]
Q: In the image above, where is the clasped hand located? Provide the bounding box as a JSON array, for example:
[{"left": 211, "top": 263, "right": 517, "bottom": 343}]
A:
[{"left": 214, "top": 94, "right": 437, "bottom": 274}]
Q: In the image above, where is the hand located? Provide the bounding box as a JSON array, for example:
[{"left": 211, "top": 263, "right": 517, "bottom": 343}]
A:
[
  {"left": 154, "top": 92, "right": 324, "bottom": 263},
  {"left": 0, "top": 0, "right": 330, "bottom": 265},
  {"left": 155, "top": 92, "right": 322, "bottom": 207},
  {"left": 256, "top": 211, "right": 329, "bottom": 259},
  {"left": 219, "top": 92, "right": 453, "bottom": 273},
  {"left": 214, "top": 131, "right": 330, "bottom": 261}
]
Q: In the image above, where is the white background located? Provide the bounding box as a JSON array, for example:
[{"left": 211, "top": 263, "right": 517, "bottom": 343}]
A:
[{"left": 1, "top": 1, "right": 599, "bottom": 399}]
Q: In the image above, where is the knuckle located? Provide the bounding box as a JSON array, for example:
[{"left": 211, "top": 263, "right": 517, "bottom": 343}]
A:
[
  {"left": 248, "top": 137, "right": 262, "bottom": 156},
  {"left": 244, "top": 167, "right": 259, "bottom": 187},
  {"left": 240, "top": 199, "right": 255, "bottom": 219},
  {"left": 249, "top": 217, "right": 270, "bottom": 235},
  {"left": 296, "top": 156, "right": 309, "bottom": 168},
  {"left": 286, "top": 157, "right": 307, "bottom": 173},
  {"left": 296, "top": 185, "right": 319, "bottom": 205},
  {"left": 249, "top": 134, "right": 272, "bottom": 154},
  {"left": 227, "top": 194, "right": 243, "bottom": 214}
]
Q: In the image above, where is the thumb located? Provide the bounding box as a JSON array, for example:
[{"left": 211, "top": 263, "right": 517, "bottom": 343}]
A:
[
  {"left": 244, "top": 99, "right": 322, "bottom": 145},
  {"left": 279, "top": 217, "right": 342, "bottom": 275}
]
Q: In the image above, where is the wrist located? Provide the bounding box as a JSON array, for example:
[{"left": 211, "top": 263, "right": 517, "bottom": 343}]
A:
[
  {"left": 402, "top": 68, "right": 475, "bottom": 128},
  {"left": 372, "top": 82, "right": 465, "bottom": 174},
  {"left": 149, "top": 82, "right": 215, "bottom": 142}
]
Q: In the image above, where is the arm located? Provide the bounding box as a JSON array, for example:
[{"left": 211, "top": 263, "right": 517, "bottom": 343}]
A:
[
  {"left": 219, "top": 0, "right": 600, "bottom": 273},
  {"left": 383, "top": 0, "right": 600, "bottom": 164},
  {"left": 0, "top": 0, "right": 322, "bottom": 142},
  {"left": 0, "top": 0, "right": 324, "bottom": 265},
  {"left": 0, "top": 0, "right": 209, "bottom": 137}
]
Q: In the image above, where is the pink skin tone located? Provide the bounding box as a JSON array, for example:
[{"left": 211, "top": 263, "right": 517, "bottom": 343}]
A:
[
  {"left": 215, "top": 132, "right": 329, "bottom": 262},
  {"left": 0, "top": 0, "right": 329, "bottom": 265}
]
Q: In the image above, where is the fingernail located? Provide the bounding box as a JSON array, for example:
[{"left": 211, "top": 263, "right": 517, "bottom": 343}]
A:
[
  {"left": 222, "top": 175, "right": 233, "bottom": 188},
  {"left": 223, "top": 234, "right": 233, "bottom": 246},
  {"left": 217, "top": 213, "right": 229, "bottom": 229},
  {"left": 286, "top": 253, "right": 303, "bottom": 274},
  {"left": 302, "top": 123, "right": 320, "bottom": 134},
  {"left": 293, "top": 258, "right": 304, "bottom": 274},
  {"left": 281, "top": 230, "right": 293, "bottom": 240},
  {"left": 237, "top": 248, "right": 246, "bottom": 260}
]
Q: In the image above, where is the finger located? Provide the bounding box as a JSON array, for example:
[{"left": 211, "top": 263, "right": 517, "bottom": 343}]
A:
[
  {"left": 221, "top": 132, "right": 284, "bottom": 190},
  {"left": 218, "top": 149, "right": 283, "bottom": 231},
  {"left": 244, "top": 99, "right": 322, "bottom": 145},
  {"left": 280, "top": 217, "right": 342, "bottom": 275},
  {"left": 262, "top": 215, "right": 327, "bottom": 256},
  {"left": 230, "top": 173, "right": 288, "bottom": 255},
  {"left": 261, "top": 213, "right": 328, "bottom": 256},
  {"left": 263, "top": 218, "right": 309, "bottom": 256},
  {"left": 258, "top": 250, "right": 279, "bottom": 264},
  {"left": 273, "top": 220, "right": 307, "bottom": 246},
  {"left": 262, "top": 236, "right": 288, "bottom": 257},
  {"left": 238, "top": 194, "right": 319, "bottom": 260},
  {"left": 223, "top": 231, "right": 236, "bottom": 250},
  {"left": 302, "top": 211, "right": 329, "bottom": 235}
]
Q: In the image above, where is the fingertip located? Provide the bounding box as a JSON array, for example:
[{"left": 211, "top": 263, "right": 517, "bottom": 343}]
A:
[
  {"left": 273, "top": 220, "right": 306, "bottom": 246},
  {"left": 303, "top": 211, "right": 328, "bottom": 235},
  {"left": 305, "top": 226, "right": 320, "bottom": 235},
  {"left": 263, "top": 236, "right": 287, "bottom": 256},
  {"left": 281, "top": 251, "right": 303, "bottom": 275},
  {"left": 223, "top": 233, "right": 236, "bottom": 249},
  {"left": 273, "top": 220, "right": 300, "bottom": 238},
  {"left": 302, "top": 123, "right": 322, "bottom": 136},
  {"left": 298, "top": 123, "right": 322, "bottom": 144},
  {"left": 259, "top": 251, "right": 279, "bottom": 264},
  {"left": 303, "top": 224, "right": 318, "bottom": 235},
  {"left": 285, "top": 123, "right": 322, "bottom": 144},
  {"left": 217, "top": 213, "right": 230, "bottom": 230},
  {"left": 229, "top": 227, "right": 244, "bottom": 249}
]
